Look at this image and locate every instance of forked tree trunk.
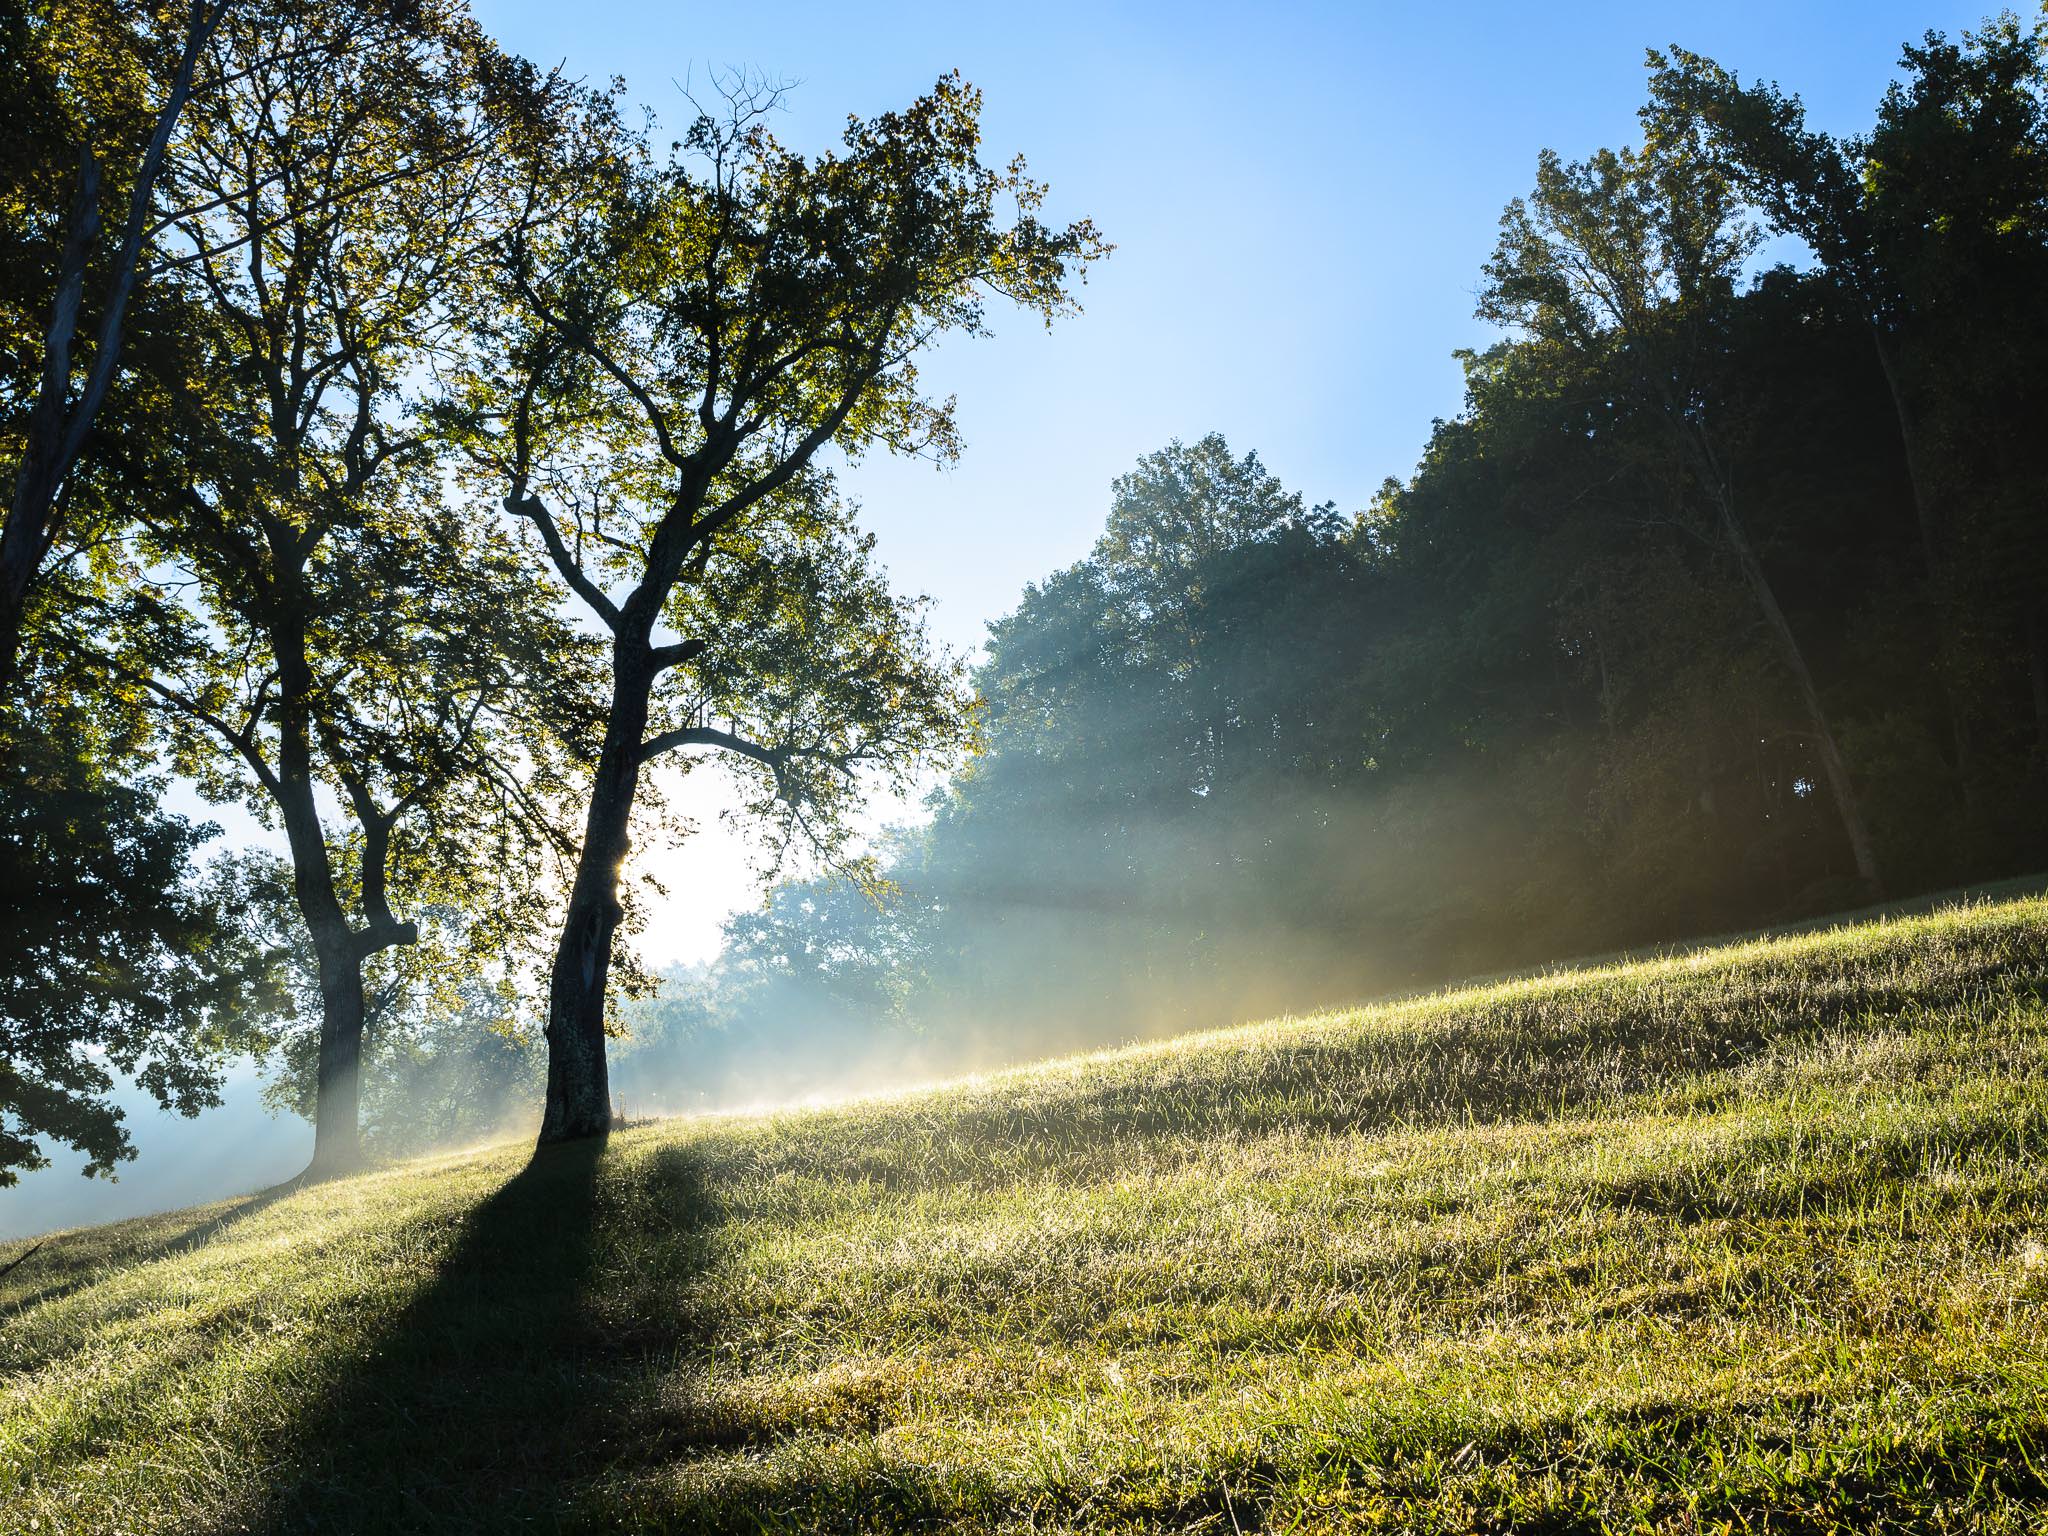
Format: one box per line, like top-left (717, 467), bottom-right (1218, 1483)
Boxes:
top-left (272, 617), bottom-right (409, 1179)
top-left (538, 641), bottom-right (654, 1144)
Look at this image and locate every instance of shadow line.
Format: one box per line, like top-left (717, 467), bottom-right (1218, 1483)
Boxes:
top-left (242, 1135), bottom-right (715, 1533)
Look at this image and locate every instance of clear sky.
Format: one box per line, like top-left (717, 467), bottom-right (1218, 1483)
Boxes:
top-left (9, 0), bottom-right (2002, 1236)
top-left (470, 0), bottom-right (1994, 967)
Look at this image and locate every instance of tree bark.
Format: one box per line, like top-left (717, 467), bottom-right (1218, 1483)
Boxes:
top-left (537, 638), bottom-right (654, 1145)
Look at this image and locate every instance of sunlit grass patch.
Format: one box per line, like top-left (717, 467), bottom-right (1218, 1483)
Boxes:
top-left (3, 893), bottom-right (2047, 1531)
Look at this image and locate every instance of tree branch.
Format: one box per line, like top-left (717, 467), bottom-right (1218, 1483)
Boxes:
top-left (650, 636), bottom-right (708, 672)
top-left (504, 490), bottom-right (623, 629)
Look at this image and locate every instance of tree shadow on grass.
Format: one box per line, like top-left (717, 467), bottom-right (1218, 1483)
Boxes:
top-left (0, 1179), bottom-right (301, 1316)
top-left (243, 1134), bottom-right (717, 1534)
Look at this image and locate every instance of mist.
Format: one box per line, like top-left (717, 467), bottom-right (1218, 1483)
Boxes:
top-left (1, 1062), bottom-right (308, 1243)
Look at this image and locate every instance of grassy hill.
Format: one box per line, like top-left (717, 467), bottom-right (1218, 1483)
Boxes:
top-left (5, 895), bottom-right (2048, 1533)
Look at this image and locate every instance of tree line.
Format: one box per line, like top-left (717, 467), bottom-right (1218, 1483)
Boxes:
top-left (1, 0), bottom-right (1103, 1184)
top-left (622, 15), bottom-right (2048, 1099)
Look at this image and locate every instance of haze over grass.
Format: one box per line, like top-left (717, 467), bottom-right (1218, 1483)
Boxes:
top-left (4, 895), bottom-right (2048, 1532)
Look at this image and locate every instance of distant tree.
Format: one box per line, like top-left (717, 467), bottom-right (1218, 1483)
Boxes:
top-left (471, 73), bottom-right (1106, 1144)
top-left (687, 19), bottom-right (2048, 1063)
top-left (1646, 24), bottom-right (2048, 811)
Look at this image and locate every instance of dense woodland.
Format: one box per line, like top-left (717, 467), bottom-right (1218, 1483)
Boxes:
top-left (3, 2), bottom-right (2044, 1171)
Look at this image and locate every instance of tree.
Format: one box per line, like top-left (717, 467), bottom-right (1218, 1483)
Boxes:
top-left (1644, 45), bottom-right (1943, 564)
top-left (0, 697), bottom-right (282, 1185)
top-left (1648, 23), bottom-right (2048, 800)
top-left (1481, 133), bottom-right (1884, 895)
top-left (86, 0), bottom-right (594, 1176)
top-left (1, 0), bottom-right (230, 690)
top-left (244, 869), bottom-right (546, 1159)
top-left (475, 74), bottom-right (1106, 1143)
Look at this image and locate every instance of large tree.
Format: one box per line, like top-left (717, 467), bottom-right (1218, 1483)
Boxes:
top-left (474, 75), bottom-right (1105, 1143)
top-left (86, 0), bottom-right (594, 1175)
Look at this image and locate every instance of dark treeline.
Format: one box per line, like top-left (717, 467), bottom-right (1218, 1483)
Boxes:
top-left (622, 19), bottom-right (2048, 1102)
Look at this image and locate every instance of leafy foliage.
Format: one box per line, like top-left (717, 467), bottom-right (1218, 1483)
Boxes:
top-left (458, 69), bottom-right (1105, 1139)
top-left (0, 709), bottom-right (281, 1183)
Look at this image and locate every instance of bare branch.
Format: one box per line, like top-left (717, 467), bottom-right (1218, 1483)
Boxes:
top-left (505, 490), bottom-right (623, 630)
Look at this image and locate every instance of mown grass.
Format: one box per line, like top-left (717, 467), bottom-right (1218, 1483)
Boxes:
top-left (5, 895), bottom-right (2048, 1532)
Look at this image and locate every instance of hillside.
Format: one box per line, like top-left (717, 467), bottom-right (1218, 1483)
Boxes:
top-left (5, 895), bottom-right (2048, 1533)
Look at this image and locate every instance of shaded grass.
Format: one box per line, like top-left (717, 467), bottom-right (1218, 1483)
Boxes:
top-left (4, 895), bottom-right (2048, 1531)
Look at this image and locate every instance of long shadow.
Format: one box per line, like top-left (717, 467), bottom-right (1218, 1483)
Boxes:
top-left (244, 1135), bottom-right (715, 1534)
top-left (0, 1180), bottom-right (301, 1317)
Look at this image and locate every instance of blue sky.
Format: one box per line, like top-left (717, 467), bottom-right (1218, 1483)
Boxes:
top-left (474, 0), bottom-right (1990, 656)
top-left (11, 0), bottom-right (2000, 1236)
top-left (472, 0), bottom-right (1995, 965)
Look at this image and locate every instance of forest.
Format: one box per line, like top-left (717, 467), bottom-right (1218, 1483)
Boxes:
top-left (622, 23), bottom-right (2048, 1112)
top-left (4, 1), bottom-right (2046, 1175)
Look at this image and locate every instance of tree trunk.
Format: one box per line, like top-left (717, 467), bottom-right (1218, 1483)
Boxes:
top-left (272, 614), bottom-right (379, 1177)
top-left (1712, 489), bottom-right (1884, 896)
top-left (305, 932), bottom-right (367, 1177)
top-left (0, 152), bottom-right (103, 694)
top-left (538, 642), bottom-right (653, 1145)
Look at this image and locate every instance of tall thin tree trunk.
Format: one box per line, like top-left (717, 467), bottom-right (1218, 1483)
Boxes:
top-left (1669, 405), bottom-right (1884, 896)
top-left (538, 641), bottom-right (653, 1145)
top-left (273, 614), bottom-right (378, 1177)
top-left (1, 153), bottom-right (102, 693)
top-left (1710, 485), bottom-right (1883, 895)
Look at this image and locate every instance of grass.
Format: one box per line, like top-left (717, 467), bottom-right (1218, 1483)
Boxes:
top-left (5, 894), bottom-right (2048, 1533)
